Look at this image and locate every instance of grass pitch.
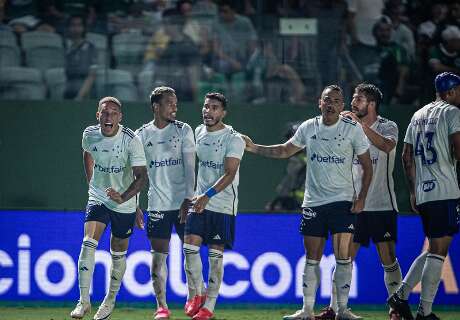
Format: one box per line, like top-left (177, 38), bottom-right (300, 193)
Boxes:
top-left (0, 305), bottom-right (459, 320)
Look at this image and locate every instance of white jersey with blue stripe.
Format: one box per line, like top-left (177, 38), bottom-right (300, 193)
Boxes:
top-left (195, 124), bottom-right (245, 216)
top-left (353, 116), bottom-right (399, 211)
top-left (82, 124), bottom-right (146, 213)
top-left (136, 120), bottom-right (195, 211)
top-left (289, 116), bottom-right (369, 207)
top-left (404, 100), bottom-right (460, 205)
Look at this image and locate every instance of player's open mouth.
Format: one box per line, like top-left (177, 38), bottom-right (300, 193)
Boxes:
top-left (104, 123), bottom-right (113, 128)
top-left (171, 112), bottom-right (176, 117)
top-left (203, 116), bottom-right (212, 121)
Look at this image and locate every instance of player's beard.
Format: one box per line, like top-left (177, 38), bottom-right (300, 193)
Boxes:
top-left (353, 104), bottom-right (368, 119)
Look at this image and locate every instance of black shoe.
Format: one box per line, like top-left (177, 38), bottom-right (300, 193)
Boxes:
top-left (387, 293), bottom-right (414, 320)
top-left (415, 313), bottom-right (440, 320)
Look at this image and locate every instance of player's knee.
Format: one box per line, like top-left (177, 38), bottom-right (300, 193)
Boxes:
top-left (428, 237), bottom-right (452, 256)
top-left (110, 237), bottom-right (129, 252)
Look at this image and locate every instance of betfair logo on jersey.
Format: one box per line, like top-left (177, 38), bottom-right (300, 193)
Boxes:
top-left (93, 163), bottom-right (125, 173)
top-left (310, 153), bottom-right (345, 164)
top-left (199, 160), bottom-right (224, 170)
top-left (149, 158), bottom-right (182, 168)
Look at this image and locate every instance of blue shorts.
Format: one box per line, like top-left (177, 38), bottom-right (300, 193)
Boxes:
top-left (354, 210), bottom-right (398, 246)
top-left (185, 209), bottom-right (235, 249)
top-left (146, 210), bottom-right (185, 241)
top-left (85, 203), bottom-right (135, 239)
top-left (300, 201), bottom-right (355, 239)
top-left (417, 199), bottom-right (460, 238)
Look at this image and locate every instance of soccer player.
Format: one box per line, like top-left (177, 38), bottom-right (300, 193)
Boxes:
top-left (183, 92), bottom-right (245, 320)
top-left (243, 85), bottom-right (373, 320)
top-left (388, 73), bottom-right (460, 320)
top-left (317, 84), bottom-right (402, 320)
top-left (135, 87), bottom-right (196, 320)
top-left (70, 97), bottom-right (147, 319)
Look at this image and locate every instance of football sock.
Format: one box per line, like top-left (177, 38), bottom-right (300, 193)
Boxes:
top-left (78, 237), bottom-right (98, 303)
top-left (151, 251), bottom-right (168, 308)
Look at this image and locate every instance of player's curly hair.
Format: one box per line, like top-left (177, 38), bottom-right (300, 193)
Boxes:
top-left (205, 92), bottom-right (227, 109)
top-left (355, 83), bottom-right (383, 111)
top-left (150, 86), bottom-right (176, 105)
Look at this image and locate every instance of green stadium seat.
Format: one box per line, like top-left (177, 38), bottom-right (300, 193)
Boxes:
top-left (21, 31), bottom-right (65, 72)
top-left (0, 66), bottom-right (45, 100)
top-left (0, 30), bottom-right (20, 67)
top-left (95, 68), bottom-right (138, 101)
top-left (44, 68), bottom-right (66, 100)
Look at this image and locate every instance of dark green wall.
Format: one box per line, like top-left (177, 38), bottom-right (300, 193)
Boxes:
top-left (0, 100), bottom-right (420, 212)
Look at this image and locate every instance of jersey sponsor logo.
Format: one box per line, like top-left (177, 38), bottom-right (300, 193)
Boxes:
top-left (149, 158), bottom-right (182, 168)
top-left (422, 179), bottom-right (436, 192)
top-left (310, 153), bottom-right (345, 164)
top-left (199, 160), bottom-right (224, 170)
top-left (302, 208), bottom-right (317, 220)
top-left (93, 163), bottom-right (125, 173)
top-left (353, 157), bottom-right (378, 165)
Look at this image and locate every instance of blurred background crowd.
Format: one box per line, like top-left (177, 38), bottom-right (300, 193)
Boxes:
top-left (0, 0), bottom-right (459, 106)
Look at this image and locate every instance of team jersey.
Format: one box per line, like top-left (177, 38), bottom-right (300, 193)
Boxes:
top-left (404, 100), bottom-right (460, 205)
top-left (353, 116), bottom-right (399, 211)
top-left (136, 120), bottom-right (195, 211)
top-left (82, 124), bottom-right (146, 213)
top-left (195, 124), bottom-right (245, 216)
top-left (289, 115), bottom-right (369, 207)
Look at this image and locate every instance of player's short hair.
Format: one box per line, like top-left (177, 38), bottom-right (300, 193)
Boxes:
top-left (322, 84), bottom-right (343, 97)
top-left (150, 86), bottom-right (176, 105)
top-left (205, 92), bottom-right (227, 109)
top-left (98, 96), bottom-right (122, 111)
top-left (355, 83), bottom-right (383, 110)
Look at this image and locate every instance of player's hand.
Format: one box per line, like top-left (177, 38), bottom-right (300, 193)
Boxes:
top-left (241, 135), bottom-right (256, 152)
top-left (351, 197), bottom-right (365, 213)
top-left (135, 207), bottom-right (145, 230)
top-left (341, 111), bottom-right (360, 123)
top-left (410, 193), bottom-right (419, 214)
top-left (192, 194), bottom-right (209, 214)
top-left (179, 198), bottom-right (192, 223)
top-left (106, 187), bottom-right (124, 204)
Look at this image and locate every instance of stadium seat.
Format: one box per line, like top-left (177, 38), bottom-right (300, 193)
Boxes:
top-left (21, 31), bottom-right (65, 71)
top-left (0, 30), bottom-right (21, 67)
top-left (0, 67), bottom-right (45, 100)
top-left (137, 69), bottom-right (155, 100)
top-left (86, 32), bottom-right (109, 67)
top-left (112, 32), bottom-right (147, 75)
top-left (44, 68), bottom-right (66, 100)
top-left (95, 68), bottom-right (138, 101)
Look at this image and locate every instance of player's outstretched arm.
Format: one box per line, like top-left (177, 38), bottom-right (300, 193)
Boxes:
top-left (402, 142), bottom-right (418, 213)
top-left (241, 135), bottom-right (301, 159)
top-left (352, 150), bottom-right (373, 213)
top-left (83, 151), bottom-right (94, 184)
top-left (107, 166), bottom-right (148, 204)
top-left (193, 157), bottom-right (240, 213)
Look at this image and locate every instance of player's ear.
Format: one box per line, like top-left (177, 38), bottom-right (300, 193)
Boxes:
top-left (96, 111), bottom-right (100, 122)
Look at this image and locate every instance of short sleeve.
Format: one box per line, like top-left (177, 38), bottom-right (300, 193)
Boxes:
top-left (404, 120), bottom-right (414, 145)
top-left (381, 121), bottom-right (399, 142)
top-left (289, 122), bottom-right (308, 148)
top-left (82, 130), bottom-right (90, 151)
top-left (225, 135), bottom-right (245, 160)
top-left (352, 124), bottom-right (369, 155)
top-left (446, 107), bottom-right (460, 135)
top-left (129, 136), bottom-right (147, 167)
top-left (182, 124), bottom-right (196, 153)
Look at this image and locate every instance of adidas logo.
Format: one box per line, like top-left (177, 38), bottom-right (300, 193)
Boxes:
top-left (348, 224), bottom-right (354, 230)
top-left (79, 266), bottom-right (89, 271)
top-left (341, 284), bottom-right (350, 289)
top-left (147, 141), bottom-right (153, 147)
top-left (92, 146), bottom-right (98, 152)
top-left (310, 135), bottom-right (317, 140)
top-left (213, 234), bottom-right (221, 240)
top-left (111, 276), bottom-right (118, 280)
top-left (389, 281), bottom-right (399, 287)
top-left (126, 229), bottom-right (132, 235)
top-left (384, 232), bottom-right (391, 238)
top-left (302, 282), bottom-right (308, 288)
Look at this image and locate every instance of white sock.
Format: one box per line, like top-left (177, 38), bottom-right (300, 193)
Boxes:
top-left (105, 250), bottom-right (127, 304)
top-left (184, 257), bottom-right (196, 300)
top-left (183, 243), bottom-right (205, 296)
top-left (335, 258), bottom-right (352, 313)
top-left (151, 251), bottom-right (168, 308)
top-left (203, 249), bottom-right (224, 312)
top-left (302, 259), bottom-right (320, 314)
top-left (383, 259), bottom-right (402, 296)
top-left (418, 254), bottom-right (444, 316)
top-left (397, 251), bottom-right (428, 300)
top-left (329, 267), bottom-right (338, 312)
top-left (78, 237), bottom-right (98, 303)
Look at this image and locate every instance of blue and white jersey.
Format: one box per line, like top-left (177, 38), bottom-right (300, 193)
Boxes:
top-left (82, 124), bottom-right (146, 213)
top-left (404, 100), bottom-right (460, 205)
top-left (195, 124), bottom-right (245, 216)
top-left (353, 116), bottom-right (399, 211)
top-left (289, 116), bottom-right (369, 207)
top-left (136, 120), bottom-right (195, 211)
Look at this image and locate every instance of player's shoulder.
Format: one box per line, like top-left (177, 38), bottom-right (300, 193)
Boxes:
top-left (377, 116), bottom-right (398, 128)
top-left (195, 124), bottom-right (205, 134)
top-left (83, 124), bottom-right (100, 137)
top-left (173, 120), bottom-right (193, 133)
top-left (340, 115), bottom-right (358, 126)
top-left (135, 121), bottom-right (154, 135)
top-left (121, 125), bottom-right (136, 140)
